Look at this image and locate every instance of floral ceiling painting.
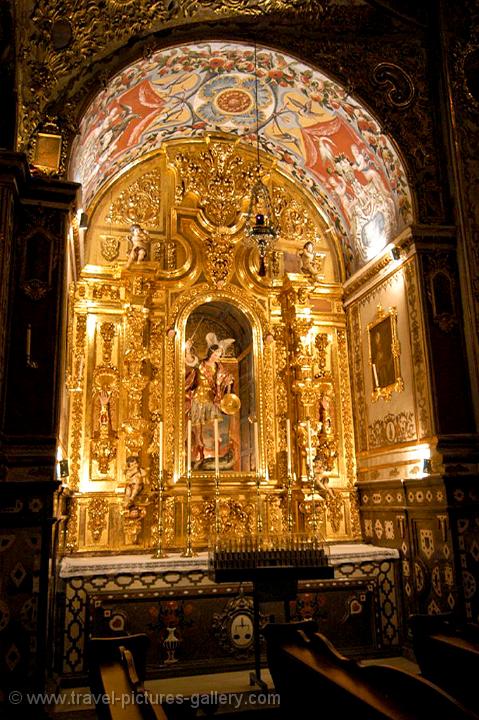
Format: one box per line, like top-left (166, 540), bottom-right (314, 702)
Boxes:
top-left (70, 41), bottom-right (413, 275)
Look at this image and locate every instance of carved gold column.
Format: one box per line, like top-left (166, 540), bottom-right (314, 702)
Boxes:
top-left (92, 321), bottom-right (119, 474)
top-left (65, 307), bottom-right (87, 553)
top-left (122, 305), bottom-right (149, 456)
top-left (280, 279), bottom-right (340, 539)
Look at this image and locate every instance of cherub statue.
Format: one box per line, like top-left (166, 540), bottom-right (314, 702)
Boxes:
top-left (123, 455), bottom-right (146, 507)
top-left (298, 241), bottom-right (324, 283)
top-left (314, 474), bottom-right (336, 500)
top-left (126, 223), bottom-right (150, 269)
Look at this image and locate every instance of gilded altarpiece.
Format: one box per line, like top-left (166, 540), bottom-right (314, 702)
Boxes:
top-left (63, 138), bottom-right (358, 554)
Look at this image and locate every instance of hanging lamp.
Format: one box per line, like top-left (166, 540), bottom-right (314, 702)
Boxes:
top-left (243, 44), bottom-right (278, 277)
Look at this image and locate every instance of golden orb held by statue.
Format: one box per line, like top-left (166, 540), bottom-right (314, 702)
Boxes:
top-left (220, 392), bottom-right (241, 415)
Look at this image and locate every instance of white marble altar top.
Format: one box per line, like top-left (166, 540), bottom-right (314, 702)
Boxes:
top-left (59, 543), bottom-right (399, 578)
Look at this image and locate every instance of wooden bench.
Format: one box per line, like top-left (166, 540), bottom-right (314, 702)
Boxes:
top-left (264, 621), bottom-right (479, 719)
top-left (88, 634), bottom-right (168, 720)
top-left (410, 613), bottom-right (479, 713)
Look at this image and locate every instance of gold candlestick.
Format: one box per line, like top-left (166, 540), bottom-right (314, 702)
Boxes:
top-left (153, 469), bottom-right (168, 559)
top-left (182, 470), bottom-right (197, 557)
top-left (309, 463), bottom-right (318, 536)
top-left (286, 472), bottom-right (294, 534)
top-left (256, 472), bottom-right (263, 537)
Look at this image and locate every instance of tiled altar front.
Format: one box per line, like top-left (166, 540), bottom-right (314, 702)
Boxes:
top-left (56, 543), bottom-right (400, 683)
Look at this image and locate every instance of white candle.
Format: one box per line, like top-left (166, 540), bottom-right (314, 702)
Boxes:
top-left (254, 421), bottom-right (260, 474)
top-left (372, 363), bottom-right (379, 388)
top-left (307, 419), bottom-right (313, 469)
top-left (286, 418), bottom-right (292, 476)
top-left (187, 418), bottom-right (192, 474)
top-left (26, 324), bottom-right (31, 357)
top-left (159, 420), bottom-right (163, 475)
top-left (214, 418), bottom-right (220, 475)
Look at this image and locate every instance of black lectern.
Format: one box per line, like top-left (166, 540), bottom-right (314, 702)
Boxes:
top-left (209, 538), bottom-right (334, 688)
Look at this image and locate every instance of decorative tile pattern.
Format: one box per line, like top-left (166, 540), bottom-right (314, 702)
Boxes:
top-left (58, 556), bottom-right (400, 678)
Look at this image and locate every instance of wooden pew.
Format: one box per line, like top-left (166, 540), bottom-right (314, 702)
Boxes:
top-left (88, 634), bottom-right (168, 720)
top-left (264, 621), bottom-right (479, 720)
top-left (409, 613), bottom-right (479, 713)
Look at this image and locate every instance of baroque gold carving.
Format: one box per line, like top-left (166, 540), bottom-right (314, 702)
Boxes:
top-left (174, 138), bottom-right (255, 227)
top-left (100, 236), bottom-right (120, 262)
top-left (199, 498), bottom-right (255, 539)
top-left (168, 283), bottom-right (269, 336)
top-left (92, 284), bottom-right (121, 301)
top-left (164, 332), bottom-right (176, 476)
top-left (151, 497), bottom-right (175, 548)
top-left (173, 138), bottom-right (257, 286)
top-left (91, 321), bottom-right (119, 475)
top-left (337, 328), bottom-right (360, 536)
top-left (324, 489), bottom-right (344, 534)
top-left (274, 186), bottom-right (323, 249)
top-left (106, 170), bottom-right (163, 227)
top-left (266, 495), bottom-right (285, 535)
top-left (68, 314), bottom-right (87, 490)
top-left (65, 496), bottom-right (79, 553)
top-left (263, 341), bottom-right (277, 478)
top-left (337, 330), bottom-right (359, 490)
top-left (122, 307), bottom-right (149, 455)
top-left (100, 322), bottom-right (115, 364)
top-left (273, 324), bottom-right (289, 479)
top-left (203, 229), bottom-right (236, 287)
top-left (88, 496), bottom-right (109, 543)
top-left (299, 496), bottom-right (326, 534)
top-left (121, 504), bottom-right (147, 545)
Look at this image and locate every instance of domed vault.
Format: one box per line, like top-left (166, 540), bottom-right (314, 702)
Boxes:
top-left (70, 40), bottom-right (413, 277)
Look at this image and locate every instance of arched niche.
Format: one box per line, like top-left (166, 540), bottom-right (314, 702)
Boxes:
top-left (171, 285), bottom-right (269, 484)
top-left (184, 300), bottom-right (254, 473)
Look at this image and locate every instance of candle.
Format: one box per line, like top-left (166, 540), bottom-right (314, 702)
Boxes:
top-left (286, 418), bottom-right (292, 476)
top-left (186, 418), bottom-right (192, 474)
top-left (214, 418), bottom-right (220, 475)
top-left (26, 324), bottom-right (31, 357)
top-left (254, 421), bottom-right (260, 474)
top-left (307, 419), bottom-right (313, 469)
top-left (372, 363), bottom-right (379, 388)
top-left (159, 420), bottom-right (163, 475)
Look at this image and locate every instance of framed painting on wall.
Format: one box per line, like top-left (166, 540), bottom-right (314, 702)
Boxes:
top-left (367, 305), bottom-right (404, 401)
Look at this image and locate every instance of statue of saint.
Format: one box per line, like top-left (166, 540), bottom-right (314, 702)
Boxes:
top-left (126, 223), bottom-right (150, 269)
top-left (185, 332), bottom-right (237, 469)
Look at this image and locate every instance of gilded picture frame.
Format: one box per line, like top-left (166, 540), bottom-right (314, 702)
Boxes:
top-left (367, 305), bottom-right (404, 402)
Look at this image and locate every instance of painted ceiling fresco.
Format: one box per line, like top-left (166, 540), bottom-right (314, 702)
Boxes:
top-left (70, 41), bottom-right (413, 275)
